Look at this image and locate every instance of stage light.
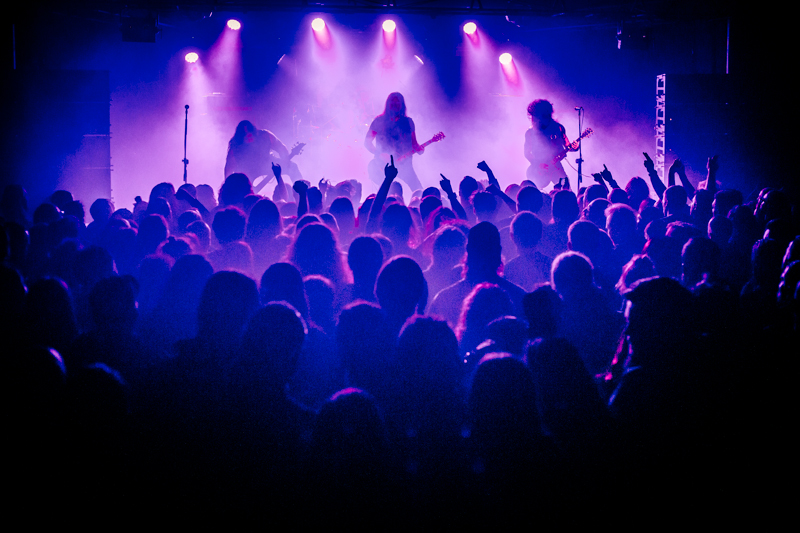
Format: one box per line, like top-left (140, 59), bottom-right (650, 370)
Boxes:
top-left (499, 53), bottom-right (513, 65)
top-left (383, 20), bottom-right (396, 32)
top-left (312, 18), bottom-right (326, 32)
top-left (463, 22), bottom-right (477, 35)
top-left (185, 52), bottom-right (199, 63)
top-left (227, 19), bottom-right (241, 30)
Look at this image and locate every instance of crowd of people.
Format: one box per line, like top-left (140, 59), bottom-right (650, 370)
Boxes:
top-left (2, 150), bottom-right (796, 525)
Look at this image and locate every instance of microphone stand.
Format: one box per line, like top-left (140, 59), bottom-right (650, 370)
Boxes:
top-left (182, 105), bottom-right (190, 184)
top-left (575, 106), bottom-right (584, 190)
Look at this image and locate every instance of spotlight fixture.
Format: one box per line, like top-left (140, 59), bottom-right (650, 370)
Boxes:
top-left (382, 20), bottom-right (396, 32)
top-left (499, 53), bottom-right (513, 65)
top-left (463, 22), bottom-right (477, 35)
top-left (185, 52), bottom-right (199, 63)
top-left (227, 19), bottom-right (241, 31)
top-left (311, 18), bottom-right (326, 32)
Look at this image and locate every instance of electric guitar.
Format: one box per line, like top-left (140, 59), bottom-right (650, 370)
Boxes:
top-left (253, 142), bottom-right (306, 193)
top-left (526, 128), bottom-right (593, 186)
top-left (368, 132), bottom-right (445, 184)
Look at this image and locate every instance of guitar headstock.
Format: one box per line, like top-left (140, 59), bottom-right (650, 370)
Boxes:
top-left (582, 128), bottom-right (593, 139)
top-left (432, 132), bottom-right (445, 142)
top-left (290, 142), bottom-right (306, 157)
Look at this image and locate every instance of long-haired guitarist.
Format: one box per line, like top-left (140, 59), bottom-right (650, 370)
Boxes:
top-left (524, 99), bottom-right (574, 190)
top-left (224, 120), bottom-right (304, 185)
top-left (365, 92), bottom-right (423, 192)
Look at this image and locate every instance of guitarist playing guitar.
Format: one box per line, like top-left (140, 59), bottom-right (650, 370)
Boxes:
top-left (524, 99), bottom-right (591, 190)
top-left (365, 92), bottom-right (433, 192)
top-left (224, 119), bottom-right (305, 187)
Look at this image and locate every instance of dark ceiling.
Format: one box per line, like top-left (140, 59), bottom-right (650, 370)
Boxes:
top-left (34, 1), bottom-right (734, 22)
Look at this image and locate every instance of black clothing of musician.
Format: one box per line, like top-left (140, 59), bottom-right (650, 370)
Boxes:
top-left (524, 99), bottom-right (570, 189)
top-left (225, 120), bottom-right (302, 183)
top-left (365, 93), bottom-right (423, 192)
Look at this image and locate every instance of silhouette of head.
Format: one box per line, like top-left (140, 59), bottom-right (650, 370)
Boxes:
top-left (551, 251), bottom-right (594, 299)
top-left (219, 173), bottom-right (253, 207)
top-left (213, 206), bottom-right (247, 245)
top-left (197, 271), bottom-right (259, 344)
top-left (260, 262), bottom-right (309, 318)
top-left (241, 302), bottom-right (307, 388)
top-left (551, 190), bottom-right (579, 225)
top-left (517, 186), bottom-right (543, 214)
top-left (527, 99), bottom-right (554, 122)
top-left (511, 211), bottom-right (543, 250)
top-left (247, 198), bottom-right (282, 242)
top-left (383, 92), bottom-right (406, 117)
top-left (375, 256), bottom-right (427, 331)
top-left (347, 236), bottom-right (384, 288)
top-left (466, 221), bottom-right (502, 281)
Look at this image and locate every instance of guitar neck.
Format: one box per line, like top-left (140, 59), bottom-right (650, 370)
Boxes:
top-left (419, 138), bottom-right (436, 150)
top-left (384, 132), bottom-right (444, 163)
top-left (554, 129), bottom-right (592, 162)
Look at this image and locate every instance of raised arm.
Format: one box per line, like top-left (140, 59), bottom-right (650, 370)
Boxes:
top-left (366, 156), bottom-right (399, 234)
top-left (477, 160), bottom-right (517, 213)
top-left (643, 152), bottom-right (666, 199)
top-left (293, 180), bottom-right (309, 219)
top-left (673, 159), bottom-right (695, 199)
top-left (271, 162), bottom-right (287, 203)
top-left (600, 164), bottom-right (620, 189)
top-left (440, 174), bottom-right (468, 221)
top-left (700, 155), bottom-right (719, 195)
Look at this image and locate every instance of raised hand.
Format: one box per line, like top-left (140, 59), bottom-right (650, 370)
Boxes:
top-left (601, 164), bottom-right (613, 183)
top-left (643, 152), bottom-right (655, 173)
top-left (707, 155), bottom-right (719, 174)
top-left (384, 155), bottom-right (398, 182)
top-left (293, 180), bottom-right (308, 195)
top-left (439, 174), bottom-right (454, 196)
top-left (591, 172), bottom-right (604, 184)
top-left (318, 177), bottom-right (330, 194)
top-left (669, 159), bottom-right (684, 175)
top-left (440, 173), bottom-right (469, 220)
top-left (272, 161), bottom-right (282, 179)
top-left (477, 160), bottom-right (500, 189)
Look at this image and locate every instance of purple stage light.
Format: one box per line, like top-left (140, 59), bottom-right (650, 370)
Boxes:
top-left (463, 22), bottom-right (477, 35)
top-left (312, 18), bottom-right (326, 32)
top-left (382, 19), bottom-right (397, 48)
top-left (227, 19), bottom-right (241, 31)
top-left (185, 52), bottom-right (199, 63)
top-left (311, 17), bottom-right (332, 49)
top-left (499, 52), bottom-right (520, 87)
